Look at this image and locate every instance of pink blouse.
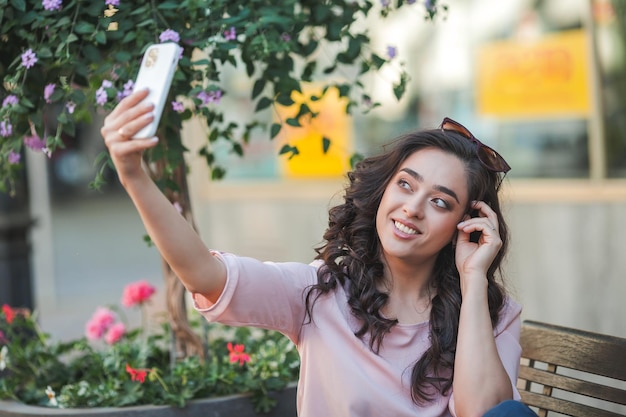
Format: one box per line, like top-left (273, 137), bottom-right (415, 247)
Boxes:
top-left (194, 252), bottom-right (523, 417)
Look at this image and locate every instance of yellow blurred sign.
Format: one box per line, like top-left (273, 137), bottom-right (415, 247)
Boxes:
top-left (276, 85), bottom-right (352, 178)
top-left (477, 30), bottom-right (590, 117)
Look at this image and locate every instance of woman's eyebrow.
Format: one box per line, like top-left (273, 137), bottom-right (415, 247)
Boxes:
top-left (399, 167), bottom-right (460, 204)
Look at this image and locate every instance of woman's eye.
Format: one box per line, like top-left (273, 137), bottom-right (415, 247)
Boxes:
top-left (397, 178), bottom-right (411, 190)
top-left (433, 198), bottom-right (449, 209)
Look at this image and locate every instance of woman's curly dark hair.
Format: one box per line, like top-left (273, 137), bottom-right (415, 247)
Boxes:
top-left (304, 128), bottom-right (509, 404)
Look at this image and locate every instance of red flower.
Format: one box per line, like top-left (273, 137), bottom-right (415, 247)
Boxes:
top-left (121, 280), bottom-right (156, 308)
top-left (227, 342), bottom-right (250, 366)
top-left (2, 305), bottom-right (15, 324)
top-left (125, 363), bottom-right (148, 383)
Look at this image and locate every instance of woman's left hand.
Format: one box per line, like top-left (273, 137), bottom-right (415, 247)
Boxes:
top-left (454, 200), bottom-right (502, 289)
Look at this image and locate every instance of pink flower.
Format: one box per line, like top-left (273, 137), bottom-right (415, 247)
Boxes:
top-left (0, 330), bottom-right (6, 344)
top-left (21, 49), bottom-right (38, 69)
top-left (8, 151), bottom-right (21, 164)
top-left (104, 322), bottom-right (126, 344)
top-left (159, 29), bottom-right (180, 43)
top-left (227, 342), bottom-right (250, 366)
top-left (85, 319), bottom-right (104, 341)
top-left (44, 83), bottom-right (55, 103)
top-left (92, 307), bottom-right (116, 328)
top-left (85, 306), bottom-right (116, 340)
top-left (122, 280), bottom-right (156, 308)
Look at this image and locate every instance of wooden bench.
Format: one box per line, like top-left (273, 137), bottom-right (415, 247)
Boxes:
top-left (518, 320), bottom-right (626, 417)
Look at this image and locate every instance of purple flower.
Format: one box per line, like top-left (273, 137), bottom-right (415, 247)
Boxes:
top-left (197, 90), bottom-right (222, 106)
top-left (122, 80), bottom-right (134, 96)
top-left (8, 151), bottom-right (21, 165)
top-left (172, 101), bottom-right (184, 113)
top-left (280, 33), bottom-right (292, 42)
top-left (0, 121), bottom-right (12, 137)
top-left (2, 95), bottom-right (18, 108)
top-left (66, 101), bottom-right (76, 114)
top-left (44, 83), bottom-right (56, 103)
top-left (105, 0), bottom-right (119, 5)
top-left (380, 0), bottom-right (390, 7)
top-left (407, 0), bottom-right (416, 3)
top-left (224, 27), bottom-right (236, 41)
top-left (42, 0), bottom-right (62, 11)
top-left (96, 87), bottom-right (108, 106)
top-left (24, 135), bottom-right (46, 151)
top-left (159, 29), bottom-right (180, 43)
top-left (387, 45), bottom-right (397, 60)
top-left (96, 80), bottom-right (113, 106)
top-left (21, 49), bottom-right (38, 69)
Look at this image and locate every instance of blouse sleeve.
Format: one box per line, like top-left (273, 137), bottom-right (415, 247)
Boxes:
top-left (191, 251), bottom-right (318, 344)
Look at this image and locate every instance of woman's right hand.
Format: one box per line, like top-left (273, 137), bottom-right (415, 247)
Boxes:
top-left (100, 88), bottom-right (158, 184)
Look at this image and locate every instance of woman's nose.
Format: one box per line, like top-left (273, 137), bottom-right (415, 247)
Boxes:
top-left (403, 197), bottom-right (425, 219)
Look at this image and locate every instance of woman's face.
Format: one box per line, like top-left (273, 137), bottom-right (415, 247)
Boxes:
top-left (375, 147), bottom-right (469, 268)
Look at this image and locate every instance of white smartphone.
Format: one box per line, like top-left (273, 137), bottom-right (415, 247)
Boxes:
top-left (132, 43), bottom-right (181, 139)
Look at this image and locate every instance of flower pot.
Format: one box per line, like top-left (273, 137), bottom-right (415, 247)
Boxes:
top-left (0, 384), bottom-right (297, 417)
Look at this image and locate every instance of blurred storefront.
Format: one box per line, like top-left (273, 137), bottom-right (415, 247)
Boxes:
top-left (185, 0), bottom-right (626, 340)
top-left (29, 0), bottom-right (626, 341)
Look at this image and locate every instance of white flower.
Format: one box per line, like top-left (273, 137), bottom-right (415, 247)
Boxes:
top-left (0, 345), bottom-right (7, 371)
top-left (45, 386), bottom-right (58, 406)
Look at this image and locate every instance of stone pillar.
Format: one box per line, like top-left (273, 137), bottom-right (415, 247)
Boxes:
top-left (0, 165), bottom-right (34, 310)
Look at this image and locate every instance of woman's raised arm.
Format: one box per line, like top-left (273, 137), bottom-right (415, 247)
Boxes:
top-left (100, 89), bottom-right (226, 302)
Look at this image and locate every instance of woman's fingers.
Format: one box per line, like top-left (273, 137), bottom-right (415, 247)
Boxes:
top-left (101, 89), bottom-right (154, 142)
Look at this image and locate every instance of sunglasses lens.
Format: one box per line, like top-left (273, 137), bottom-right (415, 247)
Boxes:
top-left (441, 118), bottom-right (511, 173)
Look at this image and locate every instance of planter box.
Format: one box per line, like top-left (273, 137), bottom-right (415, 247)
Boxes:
top-left (0, 385), bottom-right (297, 417)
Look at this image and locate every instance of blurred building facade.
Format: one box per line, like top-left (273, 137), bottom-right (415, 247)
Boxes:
top-left (27, 0), bottom-right (626, 341)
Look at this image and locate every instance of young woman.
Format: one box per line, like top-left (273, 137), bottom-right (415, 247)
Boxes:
top-left (101, 89), bottom-right (538, 417)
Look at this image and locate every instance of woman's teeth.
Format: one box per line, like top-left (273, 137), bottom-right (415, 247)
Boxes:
top-left (395, 221), bottom-right (417, 235)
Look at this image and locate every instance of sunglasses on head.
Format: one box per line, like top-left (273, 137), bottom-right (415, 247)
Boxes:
top-left (440, 117), bottom-right (511, 174)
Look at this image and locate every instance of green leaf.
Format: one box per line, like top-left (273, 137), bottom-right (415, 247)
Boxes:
top-left (350, 152), bottom-right (364, 169)
top-left (232, 142), bottom-right (244, 157)
top-left (252, 79), bottom-right (266, 99)
top-left (279, 144), bottom-right (299, 160)
top-left (10, 0), bottom-right (25, 12)
top-left (74, 22), bottom-right (96, 34)
top-left (286, 118), bottom-right (300, 127)
top-left (37, 47), bottom-right (53, 59)
top-left (94, 31), bottom-right (106, 45)
top-left (270, 123), bottom-right (281, 139)
top-left (322, 137), bottom-right (331, 154)
top-left (211, 166), bottom-right (226, 180)
top-left (371, 53), bottom-right (386, 69)
top-left (275, 94), bottom-right (294, 106)
top-left (255, 97), bottom-right (272, 112)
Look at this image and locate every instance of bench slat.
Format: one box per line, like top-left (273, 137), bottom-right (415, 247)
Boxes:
top-left (518, 366), bottom-right (626, 405)
top-left (520, 391), bottom-right (624, 417)
top-left (520, 321), bottom-right (626, 380)
top-left (519, 320), bottom-right (626, 416)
